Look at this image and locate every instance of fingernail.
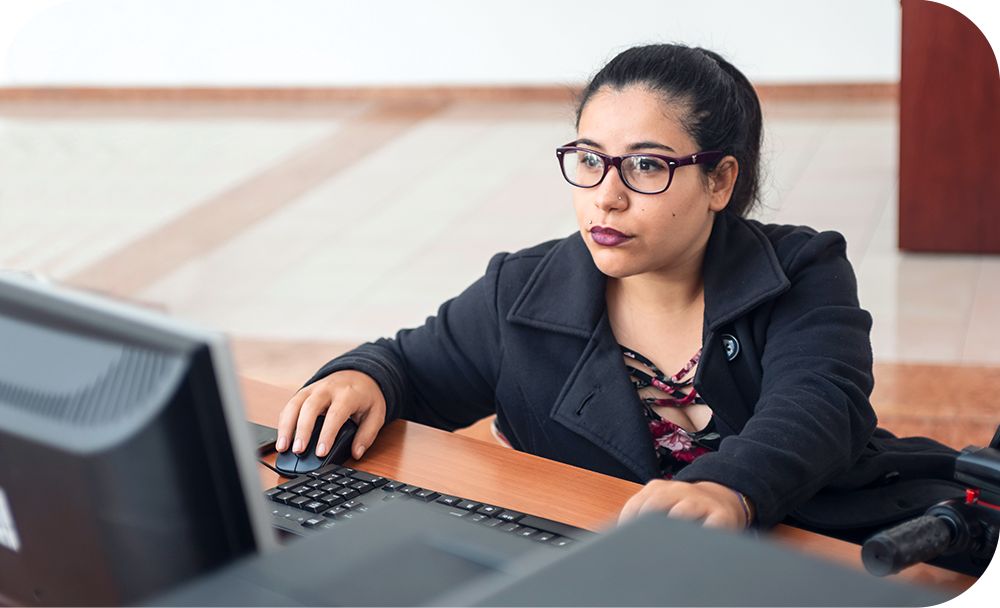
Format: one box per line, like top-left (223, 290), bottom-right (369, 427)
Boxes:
top-left (356, 445), bottom-right (366, 459)
top-left (317, 442), bottom-right (327, 457)
top-left (276, 436), bottom-right (287, 452)
top-left (293, 439), bottom-right (303, 453)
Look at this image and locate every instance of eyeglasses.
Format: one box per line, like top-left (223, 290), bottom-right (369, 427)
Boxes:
top-left (555, 144), bottom-right (725, 195)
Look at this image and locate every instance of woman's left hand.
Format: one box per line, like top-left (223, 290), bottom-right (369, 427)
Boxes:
top-left (618, 479), bottom-right (749, 530)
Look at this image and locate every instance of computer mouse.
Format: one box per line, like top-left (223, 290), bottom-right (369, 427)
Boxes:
top-left (274, 416), bottom-right (358, 477)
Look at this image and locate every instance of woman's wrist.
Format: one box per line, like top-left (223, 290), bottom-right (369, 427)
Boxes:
top-left (692, 481), bottom-right (754, 529)
top-left (731, 489), bottom-right (755, 529)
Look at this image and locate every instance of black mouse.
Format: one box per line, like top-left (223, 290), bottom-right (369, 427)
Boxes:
top-left (274, 416), bottom-right (358, 477)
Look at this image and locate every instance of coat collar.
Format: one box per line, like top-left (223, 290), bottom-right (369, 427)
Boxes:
top-left (507, 212), bottom-right (790, 334)
top-left (506, 232), bottom-right (604, 339)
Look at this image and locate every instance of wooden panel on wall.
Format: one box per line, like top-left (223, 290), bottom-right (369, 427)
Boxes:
top-left (899, 0), bottom-right (1000, 253)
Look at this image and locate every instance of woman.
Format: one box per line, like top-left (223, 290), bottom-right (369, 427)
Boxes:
top-left (275, 44), bottom-right (958, 532)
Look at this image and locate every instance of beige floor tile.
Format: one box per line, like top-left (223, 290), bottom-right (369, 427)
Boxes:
top-left (862, 253), bottom-right (981, 363)
top-left (893, 255), bottom-right (981, 319)
top-left (864, 187), bottom-right (899, 257)
top-left (878, 316), bottom-right (971, 363)
top-left (143, 117), bottom-right (572, 339)
top-left (963, 259), bottom-right (1000, 364)
top-left (0, 119), bottom-right (339, 279)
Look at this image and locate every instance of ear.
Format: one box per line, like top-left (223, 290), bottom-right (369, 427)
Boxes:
top-left (707, 156), bottom-right (739, 213)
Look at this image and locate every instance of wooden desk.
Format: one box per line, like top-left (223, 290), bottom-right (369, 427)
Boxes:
top-left (240, 377), bottom-right (977, 596)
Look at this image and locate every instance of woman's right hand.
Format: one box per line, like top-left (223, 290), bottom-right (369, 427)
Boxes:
top-left (276, 369), bottom-right (387, 461)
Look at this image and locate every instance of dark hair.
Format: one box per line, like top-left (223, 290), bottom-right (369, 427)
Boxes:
top-left (576, 44), bottom-right (763, 217)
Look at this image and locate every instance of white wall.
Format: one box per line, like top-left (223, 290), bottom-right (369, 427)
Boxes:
top-left (0, 0), bottom-right (994, 87)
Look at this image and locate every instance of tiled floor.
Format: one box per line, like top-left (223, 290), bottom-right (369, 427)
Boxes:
top-left (1, 94), bottom-right (998, 447)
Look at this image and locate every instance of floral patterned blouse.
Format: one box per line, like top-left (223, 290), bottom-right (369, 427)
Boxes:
top-left (622, 346), bottom-right (720, 479)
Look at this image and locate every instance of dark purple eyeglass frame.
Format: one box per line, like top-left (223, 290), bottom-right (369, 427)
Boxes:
top-left (555, 144), bottom-right (725, 195)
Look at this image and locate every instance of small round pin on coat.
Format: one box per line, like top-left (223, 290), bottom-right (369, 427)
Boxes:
top-left (722, 334), bottom-right (740, 361)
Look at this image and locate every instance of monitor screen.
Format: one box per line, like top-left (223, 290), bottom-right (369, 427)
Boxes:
top-left (0, 273), bottom-right (276, 606)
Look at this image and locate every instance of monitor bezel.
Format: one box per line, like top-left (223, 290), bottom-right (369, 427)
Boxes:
top-left (0, 272), bottom-right (278, 556)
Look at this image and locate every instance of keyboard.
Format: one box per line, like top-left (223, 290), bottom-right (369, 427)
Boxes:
top-left (263, 463), bottom-right (591, 548)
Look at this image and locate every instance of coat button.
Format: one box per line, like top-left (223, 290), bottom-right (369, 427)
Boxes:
top-left (721, 334), bottom-right (740, 361)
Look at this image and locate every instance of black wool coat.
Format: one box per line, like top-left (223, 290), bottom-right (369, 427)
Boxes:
top-left (308, 211), bottom-right (963, 530)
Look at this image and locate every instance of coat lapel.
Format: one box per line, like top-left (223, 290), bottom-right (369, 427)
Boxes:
top-left (507, 234), bottom-right (659, 481)
top-left (695, 213), bottom-right (790, 431)
top-left (701, 212), bottom-right (790, 332)
top-left (547, 312), bottom-right (661, 481)
top-left (507, 233), bottom-right (603, 339)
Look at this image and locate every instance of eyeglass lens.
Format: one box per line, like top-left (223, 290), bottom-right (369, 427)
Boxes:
top-left (561, 150), bottom-right (671, 194)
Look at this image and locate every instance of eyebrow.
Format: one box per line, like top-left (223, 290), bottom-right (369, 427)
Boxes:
top-left (572, 138), bottom-right (677, 154)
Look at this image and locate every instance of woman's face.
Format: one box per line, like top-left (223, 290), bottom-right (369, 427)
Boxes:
top-left (572, 85), bottom-right (736, 280)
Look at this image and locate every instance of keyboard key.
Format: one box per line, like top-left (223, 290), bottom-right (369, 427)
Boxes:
top-left (305, 490), bottom-right (325, 500)
top-left (308, 464), bottom-right (342, 479)
top-left (518, 515), bottom-right (585, 539)
top-left (270, 506), bottom-right (308, 526)
top-left (342, 499), bottom-right (363, 510)
top-left (319, 494), bottom-right (345, 506)
top-left (263, 488), bottom-right (283, 499)
top-left (350, 481), bottom-right (374, 494)
top-left (435, 495), bottom-right (461, 506)
top-left (322, 506), bottom-right (349, 519)
top-left (336, 467), bottom-right (356, 476)
top-left (289, 496), bottom-right (311, 508)
top-left (478, 517), bottom-right (505, 528)
top-left (303, 501), bottom-right (328, 513)
top-left (456, 500), bottom-right (482, 511)
top-left (397, 485), bottom-right (421, 495)
top-left (335, 488), bottom-right (360, 500)
top-left (302, 517), bottom-right (325, 528)
top-left (335, 477), bottom-right (355, 487)
top-left (427, 500), bottom-right (470, 518)
top-left (534, 533), bottom-right (556, 543)
top-left (291, 485), bottom-right (312, 495)
top-left (277, 476), bottom-right (310, 491)
top-left (413, 490), bottom-right (440, 502)
top-left (496, 510), bottom-right (524, 523)
top-left (273, 492), bottom-right (297, 505)
top-left (498, 523), bottom-right (523, 534)
top-left (349, 471), bottom-right (382, 484)
top-left (306, 479), bottom-right (326, 488)
top-left (467, 514), bottom-right (489, 523)
top-left (319, 483), bottom-right (339, 493)
top-left (478, 505), bottom-right (502, 516)
top-left (550, 537), bottom-right (575, 548)
top-left (383, 481), bottom-right (406, 491)
top-left (516, 527), bottom-right (538, 538)
top-left (320, 473), bottom-right (342, 482)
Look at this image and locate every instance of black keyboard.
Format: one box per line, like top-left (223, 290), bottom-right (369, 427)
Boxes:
top-left (263, 463), bottom-right (591, 548)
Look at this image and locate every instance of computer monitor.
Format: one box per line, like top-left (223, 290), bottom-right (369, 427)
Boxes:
top-left (0, 273), bottom-right (276, 606)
